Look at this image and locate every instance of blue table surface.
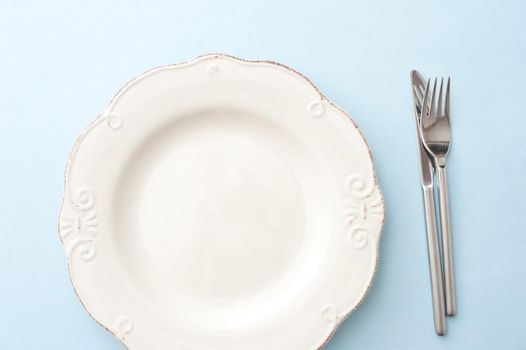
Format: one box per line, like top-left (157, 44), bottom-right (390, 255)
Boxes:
top-left (1, 1), bottom-right (525, 349)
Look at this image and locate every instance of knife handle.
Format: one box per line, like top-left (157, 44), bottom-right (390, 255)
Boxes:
top-left (437, 165), bottom-right (457, 316)
top-left (422, 185), bottom-right (447, 335)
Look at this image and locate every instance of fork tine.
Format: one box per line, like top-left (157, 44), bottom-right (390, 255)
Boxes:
top-left (429, 78), bottom-right (437, 118)
top-left (421, 79), bottom-right (431, 119)
top-left (445, 77), bottom-right (450, 119)
top-left (437, 78), bottom-right (444, 118)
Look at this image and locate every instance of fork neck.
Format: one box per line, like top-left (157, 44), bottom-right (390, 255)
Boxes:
top-left (435, 156), bottom-right (447, 168)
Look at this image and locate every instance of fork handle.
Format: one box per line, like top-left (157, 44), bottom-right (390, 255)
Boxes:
top-left (437, 165), bottom-right (457, 316)
top-left (422, 185), bottom-right (447, 335)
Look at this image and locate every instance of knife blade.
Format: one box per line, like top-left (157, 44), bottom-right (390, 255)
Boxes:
top-left (411, 71), bottom-right (434, 187)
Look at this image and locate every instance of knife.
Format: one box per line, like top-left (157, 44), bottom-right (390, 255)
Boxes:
top-left (411, 70), bottom-right (447, 335)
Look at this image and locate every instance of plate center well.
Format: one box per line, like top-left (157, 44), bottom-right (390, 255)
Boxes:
top-left (114, 109), bottom-right (317, 301)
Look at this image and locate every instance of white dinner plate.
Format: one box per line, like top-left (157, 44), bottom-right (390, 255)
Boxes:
top-left (58, 54), bottom-right (384, 349)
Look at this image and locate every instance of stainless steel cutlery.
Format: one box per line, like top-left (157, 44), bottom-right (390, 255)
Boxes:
top-left (411, 70), bottom-right (456, 335)
top-left (411, 71), bottom-right (447, 335)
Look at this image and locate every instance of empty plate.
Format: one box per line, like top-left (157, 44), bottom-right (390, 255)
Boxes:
top-left (58, 54), bottom-right (384, 349)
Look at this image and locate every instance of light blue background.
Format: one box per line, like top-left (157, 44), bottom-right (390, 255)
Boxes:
top-left (1, 0), bottom-right (525, 349)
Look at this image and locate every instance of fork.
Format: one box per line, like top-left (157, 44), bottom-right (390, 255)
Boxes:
top-left (420, 78), bottom-right (457, 317)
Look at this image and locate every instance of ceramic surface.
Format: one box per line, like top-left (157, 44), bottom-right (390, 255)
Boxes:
top-left (58, 54), bottom-right (384, 350)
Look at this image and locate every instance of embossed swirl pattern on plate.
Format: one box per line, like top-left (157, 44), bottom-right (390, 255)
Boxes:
top-left (308, 100), bottom-right (325, 118)
top-left (343, 173), bottom-right (383, 250)
top-left (115, 316), bottom-right (135, 340)
top-left (320, 304), bottom-right (338, 323)
top-left (59, 187), bottom-right (98, 262)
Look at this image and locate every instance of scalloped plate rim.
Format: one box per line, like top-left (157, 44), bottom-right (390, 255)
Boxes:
top-left (58, 53), bottom-right (385, 350)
